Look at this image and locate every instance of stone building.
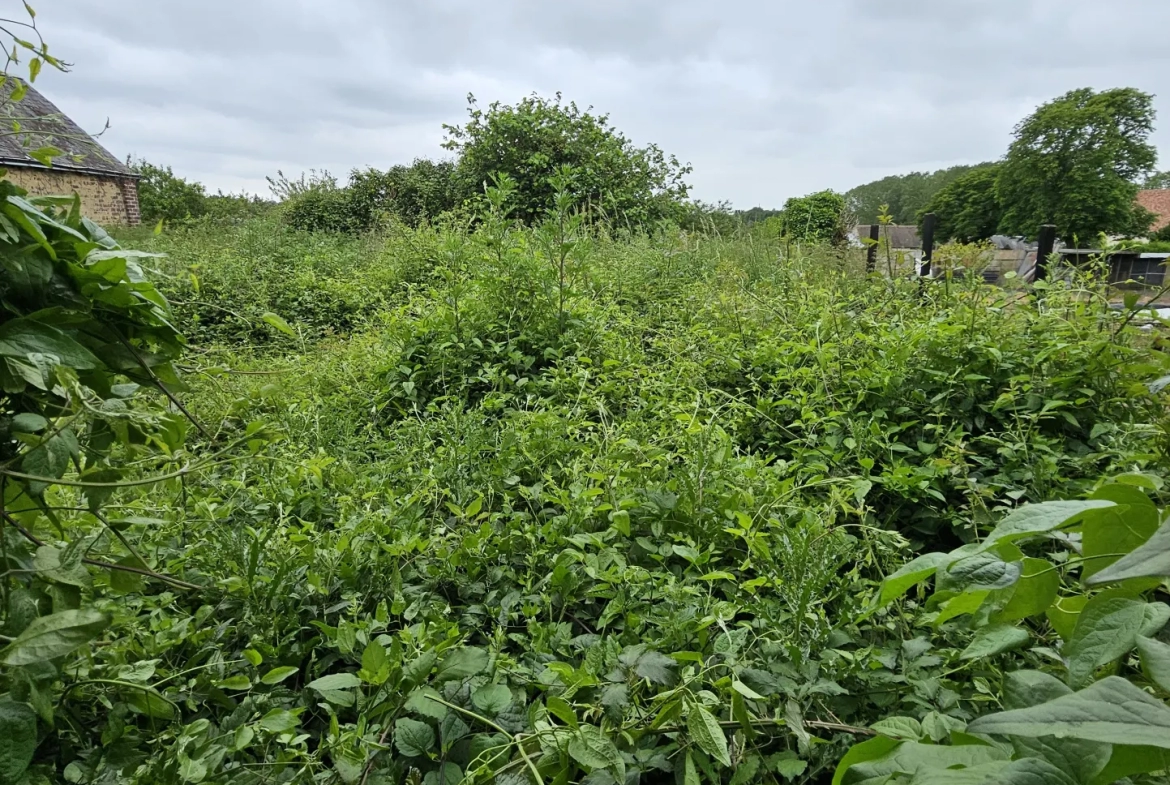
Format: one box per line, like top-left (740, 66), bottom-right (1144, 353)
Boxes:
top-left (0, 78), bottom-right (139, 225)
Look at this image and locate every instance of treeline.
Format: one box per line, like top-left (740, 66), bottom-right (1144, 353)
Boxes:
top-left (844, 88), bottom-right (1168, 244)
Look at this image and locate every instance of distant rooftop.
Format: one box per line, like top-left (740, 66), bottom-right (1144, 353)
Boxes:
top-left (0, 77), bottom-right (134, 178)
top-left (1137, 189), bottom-right (1170, 232)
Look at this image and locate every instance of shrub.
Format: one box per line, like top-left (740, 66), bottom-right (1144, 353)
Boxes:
top-left (443, 92), bottom-right (691, 227)
top-left (782, 190), bottom-right (849, 244)
top-left (130, 158), bottom-right (207, 222)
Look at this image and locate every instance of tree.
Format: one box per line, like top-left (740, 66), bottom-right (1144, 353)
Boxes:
top-left (442, 93), bottom-right (691, 227)
top-left (781, 190), bottom-right (848, 245)
top-left (846, 164), bottom-right (994, 224)
top-left (1144, 171), bottom-right (1170, 190)
top-left (918, 164), bottom-right (1002, 243)
top-left (131, 159), bottom-right (207, 223)
top-left (997, 87), bottom-right (1157, 243)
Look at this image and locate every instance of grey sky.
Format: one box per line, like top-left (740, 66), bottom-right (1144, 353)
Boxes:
top-left (30, 0), bottom-right (1170, 208)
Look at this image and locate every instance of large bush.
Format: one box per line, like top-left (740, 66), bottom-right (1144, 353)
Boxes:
top-left (282, 159), bottom-right (461, 233)
top-left (442, 93), bottom-right (692, 227)
top-left (781, 190), bottom-right (849, 244)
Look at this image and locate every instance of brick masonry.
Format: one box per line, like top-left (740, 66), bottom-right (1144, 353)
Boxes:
top-left (4, 166), bottom-right (141, 226)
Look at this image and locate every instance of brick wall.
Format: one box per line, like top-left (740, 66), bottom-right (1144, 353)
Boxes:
top-left (5, 167), bottom-right (141, 226)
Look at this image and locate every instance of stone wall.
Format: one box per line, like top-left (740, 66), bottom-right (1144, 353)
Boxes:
top-left (5, 166), bottom-right (141, 226)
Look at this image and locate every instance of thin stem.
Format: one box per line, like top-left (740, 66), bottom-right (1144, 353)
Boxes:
top-left (1, 510), bottom-right (201, 590)
top-left (424, 695), bottom-right (545, 785)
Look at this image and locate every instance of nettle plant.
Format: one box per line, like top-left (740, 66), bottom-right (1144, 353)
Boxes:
top-left (835, 480), bottom-right (1170, 784)
top-left (0, 180), bottom-right (201, 780)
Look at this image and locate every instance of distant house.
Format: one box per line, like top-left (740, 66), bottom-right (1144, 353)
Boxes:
top-left (0, 78), bottom-right (140, 225)
top-left (1137, 190), bottom-right (1170, 233)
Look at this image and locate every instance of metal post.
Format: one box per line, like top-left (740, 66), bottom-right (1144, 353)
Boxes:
top-left (920, 213), bottom-right (937, 278)
top-left (866, 224), bottom-right (879, 273)
top-left (1035, 224), bottom-right (1056, 282)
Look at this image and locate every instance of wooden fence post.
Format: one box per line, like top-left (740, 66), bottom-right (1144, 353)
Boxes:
top-left (866, 224), bottom-right (879, 273)
top-left (920, 213), bottom-right (937, 278)
top-left (1035, 224), bottom-right (1056, 282)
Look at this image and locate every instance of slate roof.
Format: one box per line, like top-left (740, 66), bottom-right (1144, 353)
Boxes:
top-left (0, 77), bottom-right (135, 177)
top-left (1137, 189), bottom-right (1170, 232)
top-left (854, 224), bottom-right (921, 249)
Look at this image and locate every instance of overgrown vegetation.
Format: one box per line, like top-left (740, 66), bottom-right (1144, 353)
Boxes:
top-left (4, 13), bottom-right (1170, 780)
top-left (5, 165), bottom-right (1170, 782)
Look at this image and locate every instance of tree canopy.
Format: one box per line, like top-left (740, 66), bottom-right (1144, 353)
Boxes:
top-left (442, 93), bottom-right (691, 227)
top-left (846, 164), bottom-right (994, 224)
top-left (918, 164), bottom-right (1003, 243)
top-left (997, 87), bottom-right (1157, 243)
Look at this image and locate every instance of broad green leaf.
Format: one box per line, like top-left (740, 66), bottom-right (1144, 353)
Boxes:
top-left (10, 413), bottom-right (46, 432)
top-left (1063, 596), bottom-right (1147, 687)
top-left (0, 318), bottom-right (100, 369)
top-left (1142, 602), bottom-right (1170, 637)
top-left (260, 666), bottom-right (299, 685)
top-left (960, 623), bottom-right (1030, 660)
top-left (1081, 491), bottom-right (1159, 579)
top-left (876, 551), bottom-right (952, 606)
top-left (731, 679), bottom-right (765, 700)
top-left (423, 762), bottom-right (462, 785)
top-left (435, 647), bottom-right (488, 682)
top-left (1003, 670), bottom-right (1071, 709)
top-left (769, 752), bottom-right (808, 781)
top-left (217, 675), bottom-right (251, 691)
top-left (471, 684), bottom-right (512, 715)
top-left (1001, 673), bottom-right (1111, 785)
top-left (684, 751), bottom-right (700, 785)
top-left (33, 545), bottom-right (90, 588)
top-left (634, 650), bottom-right (677, 685)
top-left (1046, 595), bottom-right (1089, 641)
top-left (307, 673), bottom-right (361, 692)
top-left (933, 590), bottom-right (989, 626)
top-left (1091, 745), bottom-right (1170, 785)
top-left (125, 689), bottom-right (176, 721)
top-left (979, 500), bottom-right (1115, 549)
top-left (1137, 635), bottom-right (1170, 691)
top-left (567, 724), bottom-right (624, 777)
top-left (838, 740), bottom-right (1008, 785)
top-left (831, 736), bottom-right (901, 785)
top-left (359, 640), bottom-right (390, 685)
top-left (405, 687), bottom-right (448, 719)
top-left (261, 312), bottom-right (296, 337)
top-left (945, 554), bottom-right (1021, 592)
top-left (395, 718), bottom-right (436, 758)
top-left (0, 608), bottom-right (109, 665)
top-left (997, 558), bottom-right (1059, 622)
top-left (402, 650), bottom-right (438, 686)
top-left (1089, 520), bottom-right (1170, 585)
top-left (546, 695), bottom-right (578, 728)
top-left (258, 709), bottom-right (300, 733)
top-left (968, 676), bottom-right (1170, 747)
top-left (0, 701), bottom-right (37, 783)
top-left (439, 713), bottom-right (470, 751)
top-left (688, 705), bottom-right (731, 767)
top-left (983, 758), bottom-right (1078, 785)
top-left (869, 716), bottom-right (923, 741)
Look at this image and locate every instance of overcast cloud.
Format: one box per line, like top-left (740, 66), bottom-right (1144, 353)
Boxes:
top-left (29, 0), bottom-right (1170, 207)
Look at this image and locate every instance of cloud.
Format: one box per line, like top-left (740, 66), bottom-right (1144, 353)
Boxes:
top-left (28, 0), bottom-right (1170, 207)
